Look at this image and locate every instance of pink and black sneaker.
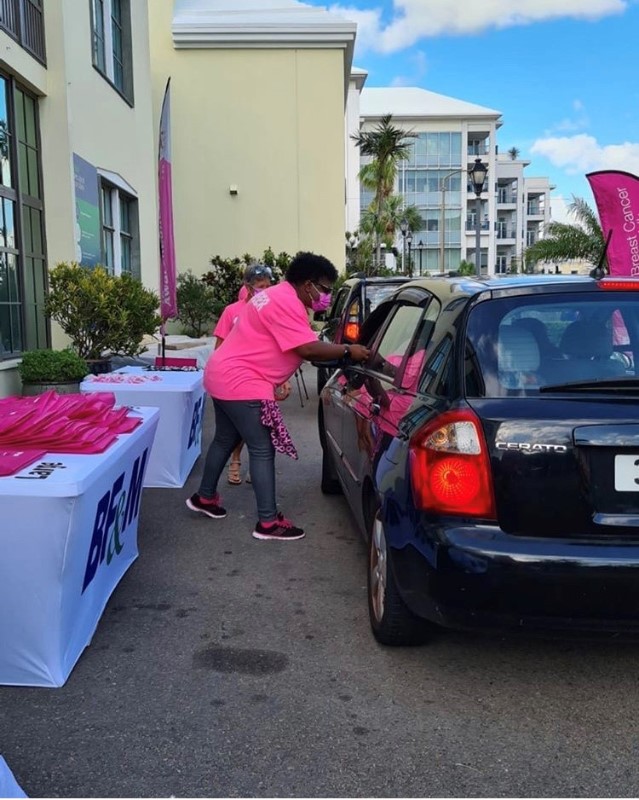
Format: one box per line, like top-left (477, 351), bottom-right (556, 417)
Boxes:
top-left (252, 513), bottom-right (305, 541)
top-left (186, 493), bottom-right (227, 519)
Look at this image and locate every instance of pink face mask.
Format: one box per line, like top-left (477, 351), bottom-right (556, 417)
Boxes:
top-left (310, 284), bottom-right (332, 313)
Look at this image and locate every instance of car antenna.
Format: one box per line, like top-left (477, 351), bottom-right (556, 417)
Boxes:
top-left (590, 229), bottom-right (612, 279)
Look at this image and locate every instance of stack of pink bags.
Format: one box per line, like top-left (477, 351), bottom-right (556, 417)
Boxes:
top-left (0, 391), bottom-right (142, 476)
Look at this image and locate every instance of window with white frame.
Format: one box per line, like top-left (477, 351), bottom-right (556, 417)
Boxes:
top-left (91, 0), bottom-right (133, 103)
top-left (100, 182), bottom-right (139, 278)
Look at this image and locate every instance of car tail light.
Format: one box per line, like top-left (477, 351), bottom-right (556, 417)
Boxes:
top-left (598, 278), bottom-right (639, 290)
top-left (343, 300), bottom-right (360, 342)
top-left (409, 409), bottom-right (496, 519)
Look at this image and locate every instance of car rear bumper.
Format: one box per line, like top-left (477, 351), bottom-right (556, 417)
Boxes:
top-left (392, 522), bottom-right (639, 634)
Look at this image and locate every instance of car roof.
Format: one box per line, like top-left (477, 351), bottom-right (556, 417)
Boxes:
top-left (400, 274), bottom-right (602, 301)
top-left (341, 275), bottom-right (411, 287)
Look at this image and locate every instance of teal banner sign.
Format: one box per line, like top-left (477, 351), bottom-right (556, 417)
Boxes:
top-left (73, 154), bottom-right (101, 267)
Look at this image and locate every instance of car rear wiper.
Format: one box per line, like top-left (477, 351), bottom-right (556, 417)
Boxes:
top-left (539, 377), bottom-right (639, 393)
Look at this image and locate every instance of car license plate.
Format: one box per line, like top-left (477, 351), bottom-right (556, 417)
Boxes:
top-left (615, 455), bottom-right (639, 492)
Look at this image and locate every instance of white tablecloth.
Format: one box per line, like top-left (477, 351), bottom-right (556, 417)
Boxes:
top-left (81, 367), bottom-right (205, 488)
top-left (0, 407), bottom-right (159, 687)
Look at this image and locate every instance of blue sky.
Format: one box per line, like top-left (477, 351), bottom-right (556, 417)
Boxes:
top-left (304, 0), bottom-right (639, 223)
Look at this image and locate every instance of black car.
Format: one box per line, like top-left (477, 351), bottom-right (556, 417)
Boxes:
top-left (319, 274), bottom-right (639, 645)
top-left (316, 275), bottom-right (409, 393)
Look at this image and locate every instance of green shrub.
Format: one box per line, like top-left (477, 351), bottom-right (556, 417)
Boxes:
top-left (45, 263), bottom-right (160, 359)
top-left (201, 248), bottom-right (289, 314)
top-left (19, 349), bottom-right (88, 383)
top-left (176, 271), bottom-right (218, 337)
top-left (457, 260), bottom-right (476, 276)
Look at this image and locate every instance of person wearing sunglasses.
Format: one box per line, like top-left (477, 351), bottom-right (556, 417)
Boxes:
top-left (187, 251), bottom-right (370, 541)
top-left (213, 263), bottom-right (279, 485)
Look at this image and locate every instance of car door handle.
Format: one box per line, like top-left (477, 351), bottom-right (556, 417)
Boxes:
top-left (370, 402), bottom-right (381, 415)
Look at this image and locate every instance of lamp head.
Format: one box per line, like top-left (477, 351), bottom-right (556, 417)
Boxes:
top-left (468, 158), bottom-right (488, 196)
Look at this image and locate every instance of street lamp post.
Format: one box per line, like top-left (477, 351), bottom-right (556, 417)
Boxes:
top-left (468, 157), bottom-right (488, 277)
top-left (347, 233), bottom-right (358, 271)
top-left (418, 239), bottom-right (423, 275)
top-left (400, 217), bottom-right (409, 274)
top-left (407, 231), bottom-right (413, 277)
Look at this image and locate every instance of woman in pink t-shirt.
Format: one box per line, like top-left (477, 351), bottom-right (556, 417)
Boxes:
top-left (186, 252), bottom-right (370, 541)
top-left (213, 264), bottom-right (281, 485)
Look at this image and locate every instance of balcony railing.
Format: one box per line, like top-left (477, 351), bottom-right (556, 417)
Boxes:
top-left (468, 145), bottom-right (490, 156)
top-left (498, 191), bottom-right (517, 204)
top-left (0, 0), bottom-right (45, 64)
top-left (465, 221), bottom-right (491, 231)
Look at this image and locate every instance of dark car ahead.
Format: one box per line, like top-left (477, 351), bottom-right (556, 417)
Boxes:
top-left (316, 275), bottom-right (409, 393)
top-left (319, 274), bottom-right (639, 645)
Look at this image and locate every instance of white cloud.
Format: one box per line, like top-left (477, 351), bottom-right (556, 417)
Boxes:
top-left (327, 5), bottom-right (383, 53)
top-left (531, 134), bottom-right (639, 175)
top-left (328, 0), bottom-right (627, 53)
top-left (548, 99), bottom-right (590, 134)
top-left (550, 195), bottom-right (572, 224)
top-left (390, 49), bottom-right (429, 87)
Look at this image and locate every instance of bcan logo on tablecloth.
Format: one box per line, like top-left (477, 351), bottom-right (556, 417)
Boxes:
top-left (188, 396), bottom-right (203, 449)
top-left (81, 448), bottom-right (149, 594)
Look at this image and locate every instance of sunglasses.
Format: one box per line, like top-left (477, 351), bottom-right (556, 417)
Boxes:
top-left (312, 281), bottom-right (332, 294)
top-left (252, 266), bottom-right (272, 277)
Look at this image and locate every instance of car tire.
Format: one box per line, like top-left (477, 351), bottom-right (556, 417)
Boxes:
top-left (367, 511), bottom-right (435, 646)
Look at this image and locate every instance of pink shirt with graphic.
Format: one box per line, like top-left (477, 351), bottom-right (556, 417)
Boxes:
top-left (205, 281), bottom-right (317, 400)
top-left (214, 298), bottom-right (246, 341)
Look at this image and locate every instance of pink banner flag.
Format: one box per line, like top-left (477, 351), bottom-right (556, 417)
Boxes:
top-left (159, 78), bottom-right (178, 324)
top-left (586, 170), bottom-right (639, 276)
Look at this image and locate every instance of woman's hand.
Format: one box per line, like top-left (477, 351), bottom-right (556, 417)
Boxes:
top-left (275, 382), bottom-right (292, 401)
top-left (347, 344), bottom-right (370, 362)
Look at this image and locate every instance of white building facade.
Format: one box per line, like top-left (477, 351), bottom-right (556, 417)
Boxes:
top-left (350, 85), bottom-right (553, 276)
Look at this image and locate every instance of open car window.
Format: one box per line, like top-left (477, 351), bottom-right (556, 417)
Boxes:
top-left (366, 304), bottom-right (424, 382)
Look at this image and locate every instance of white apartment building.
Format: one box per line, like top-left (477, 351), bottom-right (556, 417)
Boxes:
top-left (350, 84), bottom-right (553, 276)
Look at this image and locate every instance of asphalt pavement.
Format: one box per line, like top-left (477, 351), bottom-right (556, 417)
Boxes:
top-left (2, 367), bottom-right (639, 797)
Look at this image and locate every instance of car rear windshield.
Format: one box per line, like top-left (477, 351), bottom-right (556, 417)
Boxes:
top-left (465, 291), bottom-right (639, 397)
top-left (363, 284), bottom-right (405, 317)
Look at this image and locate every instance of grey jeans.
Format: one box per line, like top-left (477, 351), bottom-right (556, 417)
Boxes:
top-left (198, 398), bottom-right (277, 522)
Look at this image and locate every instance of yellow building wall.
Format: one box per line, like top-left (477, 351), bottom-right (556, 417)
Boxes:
top-left (149, 8), bottom-right (346, 275)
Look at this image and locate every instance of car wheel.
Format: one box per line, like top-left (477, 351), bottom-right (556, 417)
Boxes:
top-left (367, 511), bottom-right (434, 646)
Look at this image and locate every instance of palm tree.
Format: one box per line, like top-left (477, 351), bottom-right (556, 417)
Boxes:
top-left (507, 146), bottom-right (520, 161)
top-left (352, 114), bottom-right (417, 266)
top-left (360, 197), bottom-right (423, 251)
top-left (525, 197), bottom-right (605, 269)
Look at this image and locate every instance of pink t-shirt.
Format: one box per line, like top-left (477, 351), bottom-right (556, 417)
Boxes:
top-left (205, 281), bottom-right (317, 400)
top-left (214, 298), bottom-right (246, 341)
top-left (238, 285), bottom-right (249, 301)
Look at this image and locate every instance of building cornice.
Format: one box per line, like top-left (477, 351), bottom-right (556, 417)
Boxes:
top-left (172, 8), bottom-right (356, 53)
top-left (172, 4), bottom-right (356, 100)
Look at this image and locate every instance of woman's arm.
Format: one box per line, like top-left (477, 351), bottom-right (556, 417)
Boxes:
top-left (293, 341), bottom-right (369, 362)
